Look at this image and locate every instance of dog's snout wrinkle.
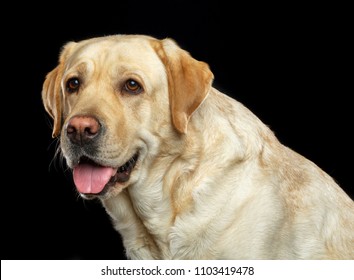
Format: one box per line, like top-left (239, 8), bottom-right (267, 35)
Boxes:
top-left (66, 115), bottom-right (101, 145)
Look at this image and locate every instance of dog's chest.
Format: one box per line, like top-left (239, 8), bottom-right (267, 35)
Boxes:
top-left (128, 183), bottom-right (174, 254)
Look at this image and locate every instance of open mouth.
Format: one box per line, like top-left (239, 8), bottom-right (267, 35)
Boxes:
top-left (72, 152), bottom-right (139, 195)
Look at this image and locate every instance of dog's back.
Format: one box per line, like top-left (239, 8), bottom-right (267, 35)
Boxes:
top-left (161, 87), bottom-right (354, 259)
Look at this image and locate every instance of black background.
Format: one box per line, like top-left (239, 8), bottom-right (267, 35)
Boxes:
top-left (2, 2), bottom-right (352, 260)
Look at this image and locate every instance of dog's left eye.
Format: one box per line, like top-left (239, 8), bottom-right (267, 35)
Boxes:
top-left (124, 79), bottom-right (143, 94)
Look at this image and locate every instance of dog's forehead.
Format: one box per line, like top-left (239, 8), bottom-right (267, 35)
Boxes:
top-left (69, 36), bottom-right (162, 70)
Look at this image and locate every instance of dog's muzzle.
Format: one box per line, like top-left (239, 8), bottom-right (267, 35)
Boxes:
top-left (63, 115), bottom-right (139, 196)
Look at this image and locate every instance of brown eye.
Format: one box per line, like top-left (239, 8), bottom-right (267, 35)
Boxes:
top-left (124, 79), bottom-right (143, 94)
top-left (66, 77), bottom-right (80, 93)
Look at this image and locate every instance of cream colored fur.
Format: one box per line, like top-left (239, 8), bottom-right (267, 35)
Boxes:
top-left (42, 34), bottom-right (354, 259)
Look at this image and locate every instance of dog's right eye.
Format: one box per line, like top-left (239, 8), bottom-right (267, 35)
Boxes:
top-left (123, 79), bottom-right (143, 95)
top-left (66, 78), bottom-right (80, 93)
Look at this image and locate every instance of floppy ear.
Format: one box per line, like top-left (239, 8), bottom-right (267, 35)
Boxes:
top-left (41, 42), bottom-right (76, 138)
top-left (153, 38), bottom-right (214, 134)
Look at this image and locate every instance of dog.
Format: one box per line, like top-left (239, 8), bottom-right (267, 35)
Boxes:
top-left (42, 34), bottom-right (354, 259)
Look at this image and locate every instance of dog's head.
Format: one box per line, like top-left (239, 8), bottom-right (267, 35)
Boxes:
top-left (42, 34), bottom-right (213, 199)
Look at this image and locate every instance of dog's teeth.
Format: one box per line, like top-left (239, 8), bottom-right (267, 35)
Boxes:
top-left (117, 153), bottom-right (139, 174)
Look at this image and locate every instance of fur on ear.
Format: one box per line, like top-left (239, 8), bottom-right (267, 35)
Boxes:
top-left (152, 38), bottom-right (214, 134)
top-left (41, 42), bottom-right (76, 138)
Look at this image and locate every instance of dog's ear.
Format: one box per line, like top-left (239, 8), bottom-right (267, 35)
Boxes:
top-left (42, 42), bottom-right (76, 138)
top-left (152, 38), bottom-right (214, 134)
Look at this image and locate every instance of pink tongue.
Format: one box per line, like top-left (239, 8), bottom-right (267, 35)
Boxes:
top-left (73, 164), bottom-right (116, 194)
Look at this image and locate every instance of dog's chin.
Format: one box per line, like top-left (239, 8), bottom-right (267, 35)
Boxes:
top-left (72, 152), bottom-right (140, 200)
top-left (80, 182), bottom-right (128, 200)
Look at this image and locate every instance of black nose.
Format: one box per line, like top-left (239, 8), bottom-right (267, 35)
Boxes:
top-left (66, 115), bottom-right (100, 145)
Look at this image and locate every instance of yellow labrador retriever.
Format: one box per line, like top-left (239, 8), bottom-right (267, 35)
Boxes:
top-left (42, 34), bottom-right (354, 259)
